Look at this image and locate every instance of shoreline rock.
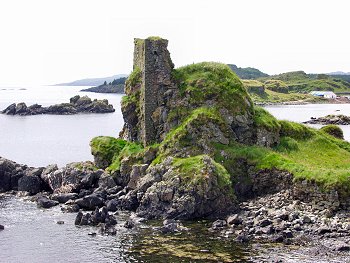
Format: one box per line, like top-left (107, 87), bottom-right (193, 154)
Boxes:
top-left (2, 154), bottom-right (350, 263)
top-left (1, 95), bottom-right (115, 115)
top-left (304, 114), bottom-right (350, 125)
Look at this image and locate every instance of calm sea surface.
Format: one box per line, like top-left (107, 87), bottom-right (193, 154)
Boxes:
top-left (0, 86), bottom-right (347, 262)
top-left (264, 104), bottom-right (350, 141)
top-left (0, 86), bottom-right (123, 167)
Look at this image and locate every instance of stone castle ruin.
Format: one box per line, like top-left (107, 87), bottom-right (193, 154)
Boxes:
top-left (121, 37), bottom-right (270, 148)
top-left (121, 37), bottom-right (178, 146)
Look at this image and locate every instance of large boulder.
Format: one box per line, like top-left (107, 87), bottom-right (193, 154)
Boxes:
top-left (37, 196), bottom-right (59, 208)
top-left (133, 156), bottom-right (237, 219)
top-left (0, 159), bottom-right (13, 192)
top-left (15, 103), bottom-right (28, 115)
top-left (0, 157), bottom-right (27, 192)
top-left (97, 173), bottom-right (116, 189)
top-left (51, 193), bottom-right (79, 203)
top-left (2, 103), bottom-right (16, 115)
top-left (18, 175), bottom-right (42, 194)
top-left (75, 194), bottom-right (104, 210)
top-left (41, 162), bottom-right (102, 193)
top-left (46, 103), bottom-right (77, 115)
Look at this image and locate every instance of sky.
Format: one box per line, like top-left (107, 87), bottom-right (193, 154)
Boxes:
top-left (0, 0), bottom-right (349, 86)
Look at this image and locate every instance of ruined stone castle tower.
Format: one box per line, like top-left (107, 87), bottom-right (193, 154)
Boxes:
top-left (121, 37), bottom-right (177, 146)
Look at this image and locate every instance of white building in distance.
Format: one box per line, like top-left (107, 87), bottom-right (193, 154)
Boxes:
top-left (309, 91), bottom-right (337, 99)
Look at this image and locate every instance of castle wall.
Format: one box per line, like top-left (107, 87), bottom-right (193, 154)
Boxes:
top-left (133, 37), bottom-right (175, 146)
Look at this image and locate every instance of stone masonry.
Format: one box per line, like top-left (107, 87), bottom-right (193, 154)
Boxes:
top-left (133, 37), bottom-right (176, 146)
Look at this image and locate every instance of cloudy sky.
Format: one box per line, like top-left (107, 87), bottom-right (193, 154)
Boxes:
top-left (0, 0), bottom-right (349, 86)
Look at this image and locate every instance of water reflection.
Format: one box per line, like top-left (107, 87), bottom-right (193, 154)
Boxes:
top-left (0, 196), bottom-right (251, 263)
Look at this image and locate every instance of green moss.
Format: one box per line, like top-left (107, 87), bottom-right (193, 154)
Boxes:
top-left (279, 120), bottom-right (315, 140)
top-left (320, 125), bottom-right (344, 140)
top-left (134, 38), bottom-right (145, 46)
top-left (274, 137), bottom-right (299, 152)
top-left (126, 66), bottom-right (142, 88)
top-left (90, 136), bottom-right (127, 166)
top-left (213, 128), bottom-right (350, 194)
top-left (254, 107), bottom-right (281, 132)
top-left (172, 155), bottom-right (232, 190)
top-left (173, 62), bottom-right (253, 116)
top-left (107, 142), bottom-right (143, 173)
top-left (154, 107), bottom-right (227, 164)
top-left (166, 106), bottom-right (190, 124)
top-left (121, 91), bottom-right (140, 108)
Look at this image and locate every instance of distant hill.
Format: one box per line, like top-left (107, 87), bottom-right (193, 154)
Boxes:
top-left (261, 71), bottom-right (350, 93)
top-left (55, 74), bottom-right (128, 86)
top-left (243, 70), bottom-right (350, 104)
top-left (325, 74), bottom-right (350, 83)
top-left (81, 77), bottom-right (126, 93)
top-left (327, 71), bottom-right (350, 75)
top-left (227, 64), bottom-right (269, 79)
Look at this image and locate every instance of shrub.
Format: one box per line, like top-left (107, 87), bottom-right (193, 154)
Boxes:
top-left (320, 125), bottom-right (344, 140)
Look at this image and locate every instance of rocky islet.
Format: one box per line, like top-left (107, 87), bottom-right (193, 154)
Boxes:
top-left (304, 114), bottom-right (350, 125)
top-left (1, 95), bottom-right (115, 115)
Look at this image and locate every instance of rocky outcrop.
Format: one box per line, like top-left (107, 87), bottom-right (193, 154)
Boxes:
top-left (40, 162), bottom-right (103, 194)
top-left (128, 156), bottom-right (237, 220)
top-left (0, 157), bottom-right (114, 198)
top-left (37, 196), bottom-right (59, 208)
top-left (210, 189), bottom-right (350, 245)
top-left (94, 37), bottom-right (279, 220)
top-left (304, 114), bottom-right (350, 125)
top-left (74, 207), bottom-right (118, 235)
top-left (75, 194), bottom-right (105, 210)
top-left (18, 175), bottom-right (42, 195)
top-left (1, 95), bottom-right (115, 115)
top-left (0, 157), bottom-right (31, 192)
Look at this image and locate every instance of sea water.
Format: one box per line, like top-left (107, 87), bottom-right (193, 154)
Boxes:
top-left (0, 86), bottom-right (124, 167)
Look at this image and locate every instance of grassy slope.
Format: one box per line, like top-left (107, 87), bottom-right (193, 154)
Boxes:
top-left (173, 62), bottom-right (254, 116)
top-left (214, 115), bottom-right (350, 193)
top-left (92, 62), bottom-right (350, 195)
top-left (260, 71), bottom-right (350, 93)
top-left (250, 89), bottom-right (326, 104)
top-left (242, 71), bottom-right (350, 103)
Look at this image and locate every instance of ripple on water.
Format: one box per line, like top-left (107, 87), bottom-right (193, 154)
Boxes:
top-left (0, 195), bottom-right (254, 263)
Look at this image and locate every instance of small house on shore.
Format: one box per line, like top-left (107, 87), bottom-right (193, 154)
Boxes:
top-left (310, 91), bottom-right (337, 99)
